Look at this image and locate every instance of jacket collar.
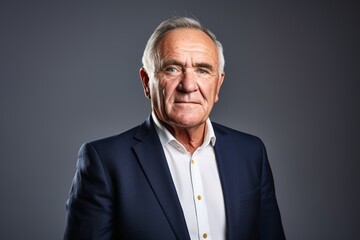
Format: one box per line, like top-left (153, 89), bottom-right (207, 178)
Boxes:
top-left (133, 116), bottom-right (191, 240)
top-left (212, 123), bottom-right (236, 240)
top-left (133, 117), bottom-right (236, 240)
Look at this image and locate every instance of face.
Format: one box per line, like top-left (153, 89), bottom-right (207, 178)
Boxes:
top-left (140, 28), bottom-right (224, 130)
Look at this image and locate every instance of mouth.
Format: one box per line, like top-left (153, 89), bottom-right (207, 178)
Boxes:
top-left (174, 101), bottom-right (200, 105)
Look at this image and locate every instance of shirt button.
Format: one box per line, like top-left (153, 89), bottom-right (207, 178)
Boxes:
top-left (203, 233), bottom-right (208, 238)
top-left (197, 195), bottom-right (202, 200)
top-left (191, 159), bottom-right (195, 164)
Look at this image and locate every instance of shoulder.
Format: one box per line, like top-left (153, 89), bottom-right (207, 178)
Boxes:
top-left (211, 122), bottom-right (267, 155)
top-left (75, 124), bottom-right (143, 175)
top-left (80, 117), bottom-right (156, 158)
top-left (90, 125), bottom-right (140, 148)
top-left (78, 124), bottom-right (142, 161)
top-left (212, 122), bottom-right (262, 142)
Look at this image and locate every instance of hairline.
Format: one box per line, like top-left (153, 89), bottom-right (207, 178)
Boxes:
top-left (142, 17), bottom-right (225, 77)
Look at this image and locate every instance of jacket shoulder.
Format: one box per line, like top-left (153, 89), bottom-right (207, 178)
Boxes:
top-left (78, 124), bottom-right (142, 162)
top-left (212, 122), bottom-right (261, 142)
top-left (90, 125), bottom-right (139, 147)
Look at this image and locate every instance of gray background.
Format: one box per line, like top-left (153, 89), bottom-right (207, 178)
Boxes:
top-left (1, 1), bottom-right (359, 239)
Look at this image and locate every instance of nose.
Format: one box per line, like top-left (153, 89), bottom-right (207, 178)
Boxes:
top-left (177, 70), bottom-right (198, 93)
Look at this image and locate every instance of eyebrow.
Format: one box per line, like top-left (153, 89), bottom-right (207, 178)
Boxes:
top-left (160, 60), bottom-right (183, 69)
top-left (194, 63), bottom-right (214, 71)
top-left (160, 60), bottom-right (215, 71)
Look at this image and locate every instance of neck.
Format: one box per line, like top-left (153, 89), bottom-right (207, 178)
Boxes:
top-left (162, 121), bottom-right (206, 154)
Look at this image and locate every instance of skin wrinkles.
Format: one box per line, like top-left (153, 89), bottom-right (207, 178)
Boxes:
top-left (160, 59), bottom-right (215, 73)
top-left (140, 28), bottom-right (225, 153)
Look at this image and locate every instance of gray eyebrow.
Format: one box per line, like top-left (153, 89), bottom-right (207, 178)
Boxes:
top-left (160, 60), bottom-right (183, 69)
top-left (194, 63), bottom-right (214, 71)
top-left (160, 60), bottom-right (215, 71)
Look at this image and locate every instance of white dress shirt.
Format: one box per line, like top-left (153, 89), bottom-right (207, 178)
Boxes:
top-left (152, 112), bottom-right (226, 240)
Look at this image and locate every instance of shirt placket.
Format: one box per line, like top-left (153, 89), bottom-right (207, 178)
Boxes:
top-left (190, 153), bottom-right (211, 240)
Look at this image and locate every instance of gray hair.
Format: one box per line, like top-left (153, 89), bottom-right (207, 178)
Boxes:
top-left (141, 17), bottom-right (225, 77)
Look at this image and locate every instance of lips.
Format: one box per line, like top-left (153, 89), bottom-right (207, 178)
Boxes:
top-left (174, 101), bottom-right (200, 104)
top-left (173, 97), bottom-right (201, 104)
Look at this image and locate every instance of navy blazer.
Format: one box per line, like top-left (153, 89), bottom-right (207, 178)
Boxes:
top-left (64, 117), bottom-right (285, 239)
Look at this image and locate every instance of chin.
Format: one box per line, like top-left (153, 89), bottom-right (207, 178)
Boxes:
top-left (170, 116), bottom-right (206, 128)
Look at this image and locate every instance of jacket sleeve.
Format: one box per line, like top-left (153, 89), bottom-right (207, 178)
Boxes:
top-left (64, 143), bottom-right (114, 240)
top-left (258, 138), bottom-right (286, 240)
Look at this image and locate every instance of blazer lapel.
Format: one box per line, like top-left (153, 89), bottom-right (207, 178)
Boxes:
top-left (132, 117), bottom-right (190, 240)
top-left (213, 125), bottom-right (237, 240)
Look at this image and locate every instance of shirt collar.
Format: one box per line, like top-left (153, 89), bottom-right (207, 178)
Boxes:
top-left (152, 112), bottom-right (216, 152)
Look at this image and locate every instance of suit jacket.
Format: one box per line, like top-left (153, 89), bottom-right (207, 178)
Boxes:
top-left (64, 116), bottom-right (285, 239)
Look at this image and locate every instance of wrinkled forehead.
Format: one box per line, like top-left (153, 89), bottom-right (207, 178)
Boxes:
top-left (156, 28), bottom-right (219, 65)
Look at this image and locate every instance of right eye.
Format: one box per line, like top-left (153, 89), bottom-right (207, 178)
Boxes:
top-left (165, 67), bottom-right (178, 73)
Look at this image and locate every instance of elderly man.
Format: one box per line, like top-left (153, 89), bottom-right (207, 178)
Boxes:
top-left (64, 17), bottom-right (285, 240)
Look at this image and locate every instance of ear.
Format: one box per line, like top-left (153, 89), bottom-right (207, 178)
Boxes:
top-left (139, 68), bottom-right (151, 99)
top-left (215, 71), bottom-right (225, 103)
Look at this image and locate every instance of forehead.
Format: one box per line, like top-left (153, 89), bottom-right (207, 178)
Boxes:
top-left (158, 28), bottom-right (218, 63)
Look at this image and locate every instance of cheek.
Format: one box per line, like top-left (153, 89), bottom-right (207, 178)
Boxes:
top-left (149, 82), bottom-right (162, 107)
top-left (162, 81), bottom-right (179, 99)
top-left (199, 83), bottom-right (218, 101)
top-left (150, 80), bottom-right (173, 106)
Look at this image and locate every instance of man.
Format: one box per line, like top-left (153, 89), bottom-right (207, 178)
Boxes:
top-left (64, 17), bottom-right (285, 240)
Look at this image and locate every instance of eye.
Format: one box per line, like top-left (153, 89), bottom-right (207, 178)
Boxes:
top-left (197, 68), bottom-right (209, 75)
top-left (165, 66), bottom-right (179, 73)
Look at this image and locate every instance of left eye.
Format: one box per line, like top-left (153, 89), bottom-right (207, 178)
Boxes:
top-left (198, 69), bottom-right (208, 74)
